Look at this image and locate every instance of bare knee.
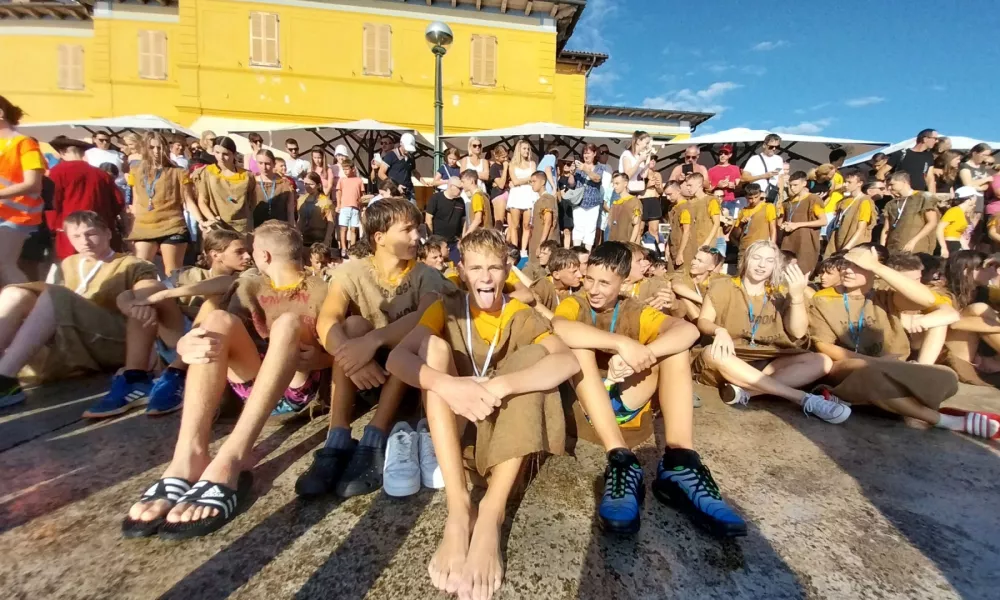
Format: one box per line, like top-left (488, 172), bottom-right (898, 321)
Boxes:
top-left (200, 309), bottom-right (240, 333)
top-left (0, 285), bottom-right (36, 307)
top-left (421, 334), bottom-right (452, 367)
top-left (343, 315), bottom-right (373, 338)
top-left (809, 353), bottom-right (834, 375)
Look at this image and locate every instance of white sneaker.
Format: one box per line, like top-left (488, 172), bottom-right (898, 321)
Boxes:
top-left (722, 384), bottom-right (750, 406)
top-left (803, 393), bottom-right (852, 424)
top-left (383, 422), bottom-right (420, 497)
top-left (417, 418), bottom-right (445, 489)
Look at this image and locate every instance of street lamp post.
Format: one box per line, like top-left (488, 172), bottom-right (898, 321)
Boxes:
top-left (425, 21), bottom-right (453, 172)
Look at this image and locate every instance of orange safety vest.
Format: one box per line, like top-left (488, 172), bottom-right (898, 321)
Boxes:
top-left (0, 134), bottom-right (46, 227)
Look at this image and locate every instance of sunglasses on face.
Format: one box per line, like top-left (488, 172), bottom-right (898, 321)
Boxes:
top-left (95, 138), bottom-right (109, 143)
top-left (471, 144), bottom-right (482, 148)
top-left (766, 144), bottom-right (780, 150)
top-left (685, 155), bottom-right (697, 160)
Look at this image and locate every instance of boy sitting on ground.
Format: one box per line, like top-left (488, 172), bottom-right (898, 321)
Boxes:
top-left (529, 247), bottom-right (583, 319)
top-left (386, 228), bottom-right (580, 600)
top-left (0, 211), bottom-right (176, 415)
top-left (670, 246), bottom-right (726, 321)
top-left (621, 242), bottom-right (677, 314)
top-left (297, 199), bottom-right (458, 499)
top-left (884, 251), bottom-right (958, 366)
top-left (522, 239), bottom-right (559, 282)
top-left (552, 242), bottom-right (747, 537)
top-left (121, 220), bottom-right (332, 539)
top-left (419, 234), bottom-right (449, 274)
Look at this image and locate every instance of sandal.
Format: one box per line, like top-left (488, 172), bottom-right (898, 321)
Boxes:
top-left (121, 477), bottom-right (193, 538)
top-left (158, 471), bottom-right (254, 540)
top-left (940, 408), bottom-right (1000, 440)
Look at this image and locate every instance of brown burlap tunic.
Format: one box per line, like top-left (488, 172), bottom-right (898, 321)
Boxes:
top-left (127, 162), bottom-right (190, 241)
top-left (420, 295), bottom-right (565, 475)
top-left (527, 193), bottom-right (559, 258)
top-left (607, 194), bottom-right (641, 242)
top-left (885, 191), bottom-right (939, 255)
top-left (667, 199), bottom-right (692, 264)
top-left (737, 202), bottom-right (775, 257)
top-left (470, 190), bottom-right (495, 232)
top-left (529, 276), bottom-right (575, 311)
top-left (693, 277), bottom-right (808, 386)
top-left (332, 258), bottom-right (458, 328)
top-left (16, 253), bottom-right (158, 382)
top-left (196, 164), bottom-right (258, 234)
top-left (222, 271), bottom-right (329, 349)
top-left (778, 193), bottom-right (824, 275)
top-left (825, 195), bottom-right (875, 257)
top-left (687, 195), bottom-right (718, 263)
top-left (809, 287), bottom-right (957, 409)
top-left (251, 176), bottom-right (297, 227)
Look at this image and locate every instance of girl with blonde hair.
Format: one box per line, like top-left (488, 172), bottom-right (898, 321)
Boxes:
top-left (505, 139), bottom-right (537, 251)
top-left (694, 239), bottom-right (849, 423)
top-left (459, 136), bottom-right (490, 184)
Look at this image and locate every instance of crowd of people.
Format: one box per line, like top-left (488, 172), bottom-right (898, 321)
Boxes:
top-left (4, 92), bottom-right (1000, 600)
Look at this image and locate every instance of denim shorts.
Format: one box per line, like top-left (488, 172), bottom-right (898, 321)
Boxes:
top-left (338, 207), bottom-right (360, 228)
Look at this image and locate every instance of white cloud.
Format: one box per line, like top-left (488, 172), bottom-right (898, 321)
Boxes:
top-left (706, 62), bottom-right (733, 73)
top-left (641, 82), bottom-right (742, 114)
top-left (932, 84), bottom-right (947, 92)
top-left (742, 65), bottom-right (767, 76)
top-left (794, 109), bottom-right (806, 115)
top-left (752, 40), bottom-right (787, 51)
top-left (568, 0), bottom-right (616, 52)
top-left (845, 96), bottom-right (885, 108)
top-left (809, 102), bottom-right (830, 111)
top-left (773, 118), bottom-right (833, 135)
top-left (588, 69), bottom-right (620, 89)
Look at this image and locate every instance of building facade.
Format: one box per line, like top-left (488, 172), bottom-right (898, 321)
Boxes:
top-left (1, 0), bottom-right (597, 133)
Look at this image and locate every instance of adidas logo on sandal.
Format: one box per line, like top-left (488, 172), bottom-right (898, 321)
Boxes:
top-left (202, 486), bottom-right (225, 499)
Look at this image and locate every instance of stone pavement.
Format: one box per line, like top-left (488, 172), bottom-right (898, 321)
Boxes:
top-left (2, 376), bottom-right (1000, 600)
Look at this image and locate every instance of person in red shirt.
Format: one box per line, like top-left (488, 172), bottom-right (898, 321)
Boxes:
top-left (47, 136), bottom-right (124, 260)
top-left (707, 144), bottom-right (742, 202)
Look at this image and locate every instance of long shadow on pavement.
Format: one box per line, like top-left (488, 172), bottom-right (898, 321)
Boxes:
top-left (771, 399), bottom-right (1000, 598)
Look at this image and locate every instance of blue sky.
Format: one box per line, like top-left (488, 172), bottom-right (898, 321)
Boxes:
top-left (568, 0), bottom-right (1000, 142)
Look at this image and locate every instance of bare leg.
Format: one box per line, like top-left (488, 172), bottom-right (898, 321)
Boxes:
top-left (168, 312), bottom-right (302, 524)
top-left (0, 228), bottom-right (30, 286)
top-left (916, 325), bottom-right (948, 365)
top-left (327, 315), bottom-right (372, 431)
top-left (132, 240), bottom-right (159, 264)
top-left (159, 243), bottom-right (188, 277)
top-left (124, 314), bottom-right (158, 372)
top-left (154, 297), bottom-right (191, 351)
top-left (520, 214), bottom-right (531, 253)
top-left (339, 225), bottom-right (348, 253)
top-left (0, 289), bottom-right (57, 377)
top-left (658, 351), bottom-right (694, 450)
top-left (492, 196), bottom-right (507, 229)
top-left (422, 334), bottom-right (473, 594)
top-left (128, 309), bottom-right (261, 523)
top-left (0, 286), bottom-right (38, 352)
top-left (507, 209), bottom-right (522, 247)
top-left (459, 457), bottom-right (520, 600)
top-left (756, 352), bottom-right (833, 397)
top-left (569, 348), bottom-right (628, 451)
top-left (348, 227), bottom-right (358, 248)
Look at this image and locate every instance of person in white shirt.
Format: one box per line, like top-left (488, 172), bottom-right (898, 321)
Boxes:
top-left (741, 133), bottom-right (785, 202)
top-left (168, 136), bottom-right (189, 169)
top-left (84, 131), bottom-right (124, 172)
top-left (619, 131), bottom-right (654, 195)
top-left (284, 138), bottom-right (310, 178)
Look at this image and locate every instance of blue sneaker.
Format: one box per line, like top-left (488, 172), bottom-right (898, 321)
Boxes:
top-left (83, 373), bottom-right (152, 419)
top-left (0, 380), bottom-right (25, 408)
top-left (599, 448), bottom-right (645, 534)
top-left (652, 448), bottom-right (747, 538)
top-left (270, 397), bottom-right (309, 418)
top-left (146, 369), bottom-right (185, 416)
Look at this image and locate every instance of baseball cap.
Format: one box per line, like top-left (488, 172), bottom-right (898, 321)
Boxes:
top-left (334, 144), bottom-right (349, 157)
top-left (719, 144), bottom-right (733, 154)
top-left (400, 133), bottom-right (417, 152)
top-left (955, 186), bottom-right (978, 199)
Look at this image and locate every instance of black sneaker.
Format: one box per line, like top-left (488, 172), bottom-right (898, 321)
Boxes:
top-left (652, 448), bottom-right (747, 538)
top-left (295, 441), bottom-right (357, 498)
top-left (335, 444), bottom-right (386, 498)
top-left (0, 382), bottom-right (26, 409)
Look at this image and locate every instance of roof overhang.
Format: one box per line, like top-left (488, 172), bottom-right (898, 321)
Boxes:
top-left (586, 104), bottom-right (716, 130)
top-left (0, 1), bottom-right (177, 21)
top-left (557, 49), bottom-right (608, 71)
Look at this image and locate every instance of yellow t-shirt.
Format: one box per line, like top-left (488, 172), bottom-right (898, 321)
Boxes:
top-left (782, 195), bottom-right (824, 219)
top-left (707, 198), bottom-right (721, 216)
top-left (553, 296), bottom-right (664, 344)
top-left (741, 203), bottom-right (776, 224)
top-left (447, 270), bottom-right (519, 293)
top-left (418, 297), bottom-right (549, 344)
top-left (941, 206), bottom-right (968, 239)
top-left (825, 171), bottom-right (845, 213)
top-left (471, 191), bottom-right (487, 215)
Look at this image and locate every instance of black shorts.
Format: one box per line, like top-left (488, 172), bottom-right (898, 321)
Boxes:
top-left (134, 231), bottom-right (191, 245)
top-left (558, 199), bottom-right (575, 231)
top-left (641, 196), bottom-right (663, 221)
top-left (20, 224), bottom-right (51, 262)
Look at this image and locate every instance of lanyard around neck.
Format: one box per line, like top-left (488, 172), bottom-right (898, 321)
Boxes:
top-left (75, 249), bottom-right (115, 294)
top-left (464, 293), bottom-right (506, 378)
top-left (743, 284), bottom-right (769, 347)
top-left (143, 168), bottom-right (162, 211)
top-left (843, 292), bottom-right (870, 352)
top-left (590, 300), bottom-right (621, 334)
top-left (892, 197), bottom-right (910, 229)
top-left (259, 179), bottom-right (277, 204)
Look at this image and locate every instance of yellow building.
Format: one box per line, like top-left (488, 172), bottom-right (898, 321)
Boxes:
top-left (0, 0), bottom-right (611, 134)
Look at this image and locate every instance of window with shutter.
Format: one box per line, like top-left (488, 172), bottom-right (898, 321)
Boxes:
top-left (139, 31), bottom-right (167, 79)
top-left (470, 35), bottom-right (497, 87)
top-left (363, 23), bottom-right (392, 77)
top-left (58, 44), bottom-right (84, 90)
top-left (249, 12), bottom-right (280, 67)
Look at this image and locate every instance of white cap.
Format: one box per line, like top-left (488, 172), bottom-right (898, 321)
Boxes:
top-left (400, 133), bottom-right (417, 152)
top-left (955, 186), bottom-right (978, 199)
top-left (334, 144), bottom-right (349, 157)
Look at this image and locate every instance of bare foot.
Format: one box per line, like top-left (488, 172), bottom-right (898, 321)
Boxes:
top-left (458, 510), bottom-right (504, 600)
top-left (428, 512), bottom-right (472, 593)
top-left (165, 453), bottom-right (243, 525)
top-left (127, 451), bottom-right (210, 523)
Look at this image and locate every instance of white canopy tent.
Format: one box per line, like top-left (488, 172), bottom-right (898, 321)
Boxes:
top-left (661, 127), bottom-right (887, 173)
top-left (18, 114), bottom-right (197, 142)
top-left (844, 135), bottom-right (1000, 167)
top-left (443, 121), bottom-right (628, 160)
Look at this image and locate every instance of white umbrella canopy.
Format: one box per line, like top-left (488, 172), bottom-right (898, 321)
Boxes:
top-left (844, 135), bottom-right (1000, 167)
top-left (18, 114), bottom-right (197, 142)
top-left (660, 127), bottom-right (887, 173)
top-left (443, 121), bottom-right (628, 159)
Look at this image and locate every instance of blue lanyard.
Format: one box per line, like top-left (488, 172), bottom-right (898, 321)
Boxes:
top-left (590, 300), bottom-right (621, 334)
top-left (745, 287), bottom-right (769, 347)
top-left (143, 169), bottom-right (162, 211)
top-left (843, 292), bottom-right (868, 352)
top-left (259, 179), bottom-right (277, 206)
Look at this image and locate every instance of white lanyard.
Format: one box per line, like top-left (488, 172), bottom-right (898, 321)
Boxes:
top-left (464, 293), bottom-right (506, 378)
top-left (75, 250), bottom-right (115, 294)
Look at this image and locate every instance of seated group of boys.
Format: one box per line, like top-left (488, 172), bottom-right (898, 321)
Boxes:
top-left (4, 196), bottom-right (999, 600)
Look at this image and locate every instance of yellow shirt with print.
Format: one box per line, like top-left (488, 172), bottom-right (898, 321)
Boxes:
top-left (941, 206), bottom-right (968, 239)
top-left (824, 171), bottom-right (845, 213)
top-left (419, 297), bottom-right (549, 344)
top-left (553, 296), bottom-right (665, 344)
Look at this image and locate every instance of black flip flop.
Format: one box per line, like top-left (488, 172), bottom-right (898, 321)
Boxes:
top-left (157, 471), bottom-right (254, 541)
top-left (121, 477), bottom-right (193, 539)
